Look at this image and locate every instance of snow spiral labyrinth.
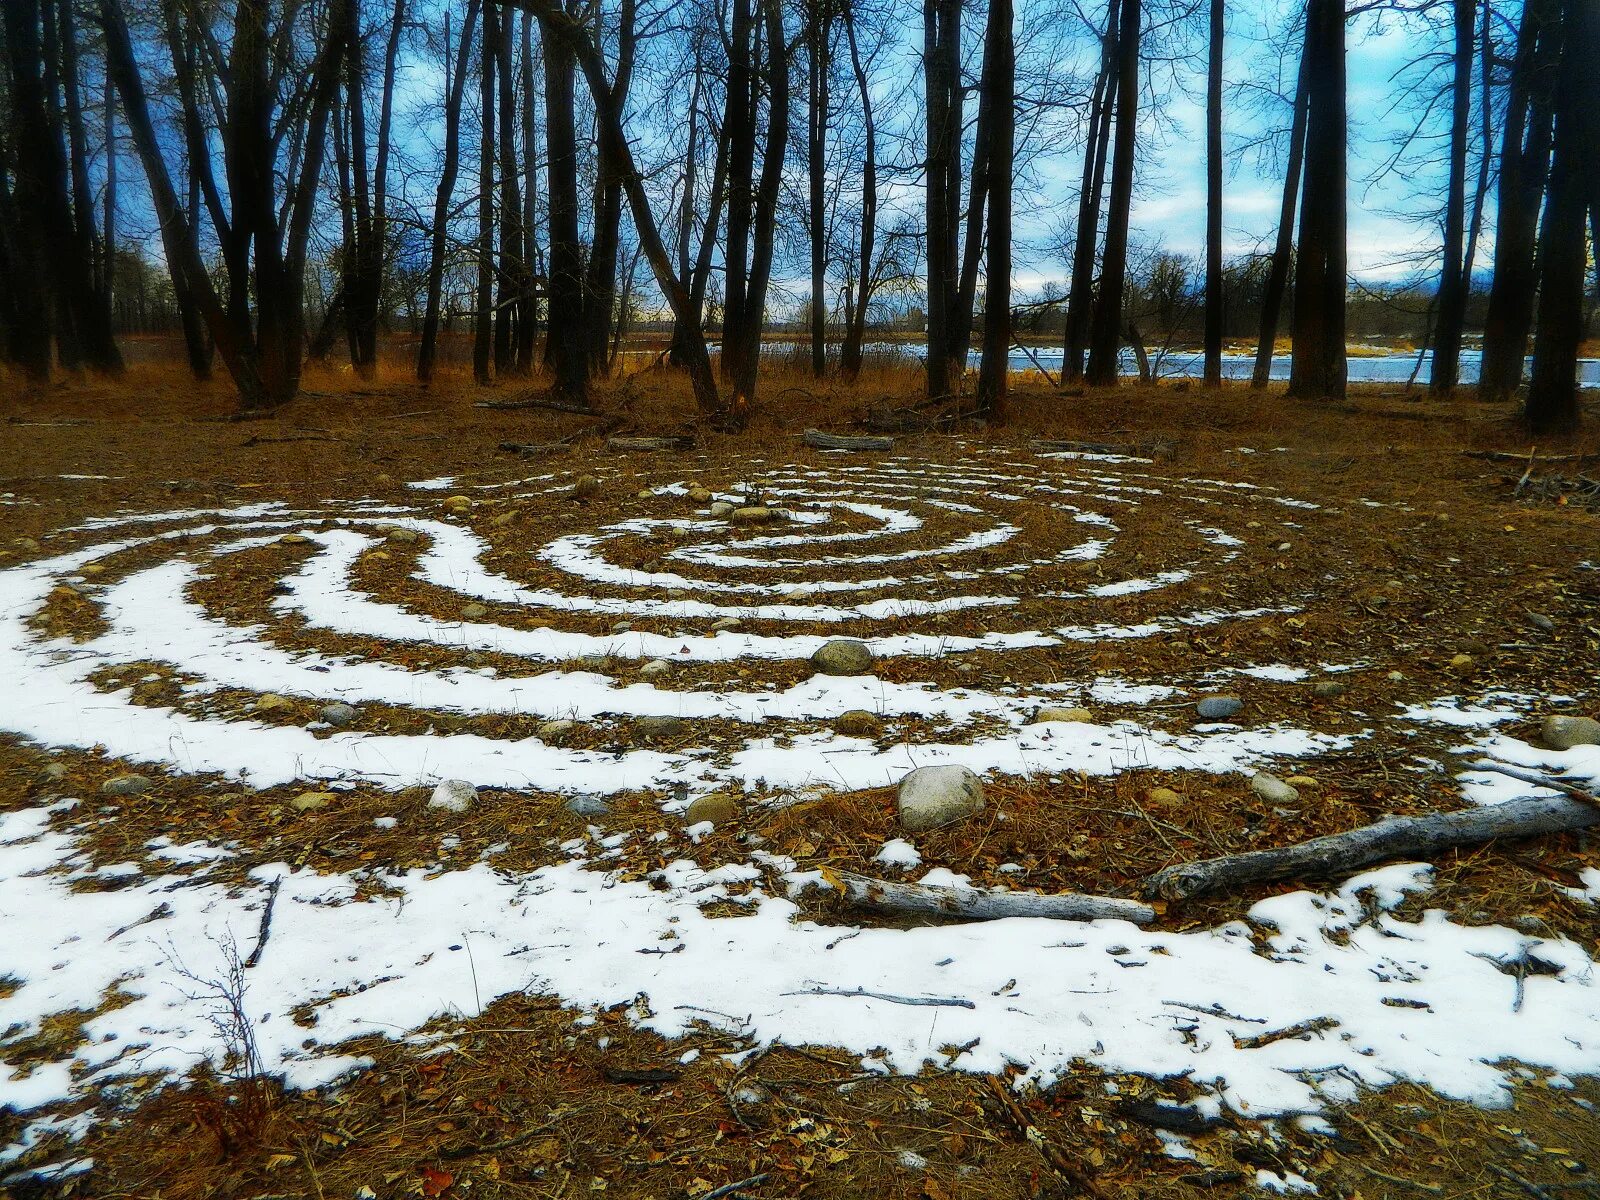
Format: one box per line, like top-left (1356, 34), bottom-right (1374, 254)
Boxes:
top-left (0, 451), bottom-right (1344, 798)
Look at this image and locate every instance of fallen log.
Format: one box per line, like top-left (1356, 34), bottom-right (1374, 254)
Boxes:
top-left (606, 435), bottom-right (695, 452)
top-left (1143, 793), bottom-right (1600, 901)
top-left (802, 429), bottom-right (894, 452)
top-left (835, 870), bottom-right (1155, 925)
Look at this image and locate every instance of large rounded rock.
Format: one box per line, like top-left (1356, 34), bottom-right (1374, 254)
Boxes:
top-left (319, 702), bottom-right (357, 727)
top-left (1032, 706), bottom-right (1093, 725)
top-left (1195, 694), bottom-right (1243, 721)
top-left (101, 773), bottom-right (150, 797)
top-left (684, 793), bottom-right (741, 827)
top-left (1250, 772), bottom-right (1300, 805)
top-left (429, 779), bottom-right (478, 813)
top-left (897, 766), bottom-right (985, 832)
top-left (1543, 714), bottom-right (1600, 750)
top-left (810, 639), bottom-right (875, 676)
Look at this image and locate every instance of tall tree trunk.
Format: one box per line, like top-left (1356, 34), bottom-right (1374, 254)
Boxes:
top-left (495, 1), bottom-right (524, 374)
top-left (538, 0), bottom-right (588, 403)
top-left (103, 74), bottom-right (116, 335)
top-left (974, 0), bottom-right (1013, 422)
top-left (418, 0), bottom-right (480, 383)
top-left (1202, 0), bottom-right (1223, 387)
top-left (840, 0), bottom-right (876, 381)
top-left (1085, 0), bottom-right (1140, 386)
top-left (1527, 0), bottom-right (1599, 433)
top-left (1429, 0), bottom-right (1474, 395)
top-left (807, 0), bottom-right (830, 377)
top-left (1286, 0), bottom-right (1346, 401)
top-left (923, 0), bottom-right (960, 398)
top-left (1063, 0), bottom-right (1119, 385)
top-left (517, 11), bottom-right (539, 374)
top-left (729, 0), bottom-right (789, 406)
top-left (99, 0), bottom-right (270, 405)
top-left (474, 0), bottom-right (497, 384)
top-left (582, 0), bottom-right (634, 378)
top-left (1479, 0), bottom-right (1556, 402)
top-left (341, 17), bottom-right (374, 374)
top-left (1250, 42), bottom-right (1309, 389)
top-left (0, 0), bottom-right (57, 382)
top-left (722, 0), bottom-right (755, 386)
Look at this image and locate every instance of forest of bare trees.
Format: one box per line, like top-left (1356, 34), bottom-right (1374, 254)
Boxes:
top-left (2, 0), bottom-right (1598, 431)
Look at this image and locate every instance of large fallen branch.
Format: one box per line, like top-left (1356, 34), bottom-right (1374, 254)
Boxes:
top-left (607, 435), bottom-right (695, 452)
top-left (836, 870), bottom-right (1155, 925)
top-left (802, 429), bottom-right (894, 451)
top-left (1144, 792), bottom-right (1600, 901)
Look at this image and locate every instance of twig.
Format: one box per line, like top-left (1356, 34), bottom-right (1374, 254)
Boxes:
top-left (1232, 1016), bottom-right (1338, 1050)
top-left (1010, 341), bottom-right (1060, 388)
top-left (1356, 1164), bottom-right (1443, 1194)
top-left (984, 1076), bottom-right (1108, 1197)
top-left (782, 985), bottom-right (976, 1009)
top-left (244, 877), bottom-right (282, 969)
top-left (107, 901), bottom-right (174, 942)
top-left (1489, 1164), bottom-right (1557, 1200)
top-left (697, 1175), bottom-right (771, 1200)
top-left (1162, 1000), bottom-right (1267, 1024)
top-left (1468, 761), bottom-right (1600, 805)
top-left (437, 1118), bottom-right (562, 1161)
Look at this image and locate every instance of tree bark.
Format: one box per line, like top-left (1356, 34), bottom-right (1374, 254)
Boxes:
top-left (418, 0), bottom-right (480, 383)
top-left (1063, 0), bottom-right (1119, 385)
top-left (582, 0), bottom-right (635, 379)
top-left (1479, 0), bottom-right (1557, 402)
top-left (923, 0), bottom-right (960, 398)
top-left (1251, 45), bottom-right (1309, 389)
top-left (1526, 0), bottom-right (1599, 433)
top-left (1085, 0), bottom-right (1141, 386)
top-left (1429, 0), bottom-right (1474, 395)
top-left (473, 0), bottom-right (497, 385)
top-left (973, 0), bottom-right (1012, 422)
top-left (807, 0), bottom-right (831, 378)
top-left (838, 870), bottom-right (1155, 925)
top-left (722, 0), bottom-right (756, 386)
top-left (496, 0), bottom-right (525, 374)
top-left (538, 0), bottom-right (587, 402)
top-left (1285, 0), bottom-right (1346, 401)
top-left (839, 0), bottom-right (876, 380)
top-left (1203, 0), bottom-right (1224, 388)
top-left (517, 11), bottom-right (539, 374)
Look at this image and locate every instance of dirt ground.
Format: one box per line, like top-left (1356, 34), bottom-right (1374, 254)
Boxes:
top-left (1, 348), bottom-right (1599, 1199)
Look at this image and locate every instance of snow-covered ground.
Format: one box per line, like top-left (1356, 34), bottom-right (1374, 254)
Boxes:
top-left (2, 453), bottom-right (1597, 1178)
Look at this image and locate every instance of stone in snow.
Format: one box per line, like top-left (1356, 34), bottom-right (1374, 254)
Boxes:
top-left (708, 501), bottom-right (736, 518)
top-left (897, 765), bottom-right (985, 832)
top-left (639, 660), bottom-right (672, 680)
top-left (101, 773), bottom-right (150, 796)
top-left (1250, 773), bottom-right (1300, 805)
top-left (565, 793), bottom-right (610, 818)
top-left (1542, 714), bottom-right (1600, 751)
top-left (320, 702), bottom-right (357, 727)
top-left (538, 719), bottom-right (577, 740)
top-left (430, 779), bottom-right (478, 813)
top-left (1195, 694), bottom-right (1243, 720)
top-left (711, 617), bottom-right (741, 632)
top-left (810, 638), bottom-right (875, 676)
top-left (1032, 706), bottom-right (1093, 724)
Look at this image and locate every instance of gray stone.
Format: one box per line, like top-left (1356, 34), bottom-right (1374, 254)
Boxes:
top-left (461, 603), bottom-right (489, 620)
top-left (611, 621), bottom-right (633, 634)
top-left (1542, 714), bottom-right (1600, 751)
top-left (708, 501), bottom-right (736, 518)
top-left (1032, 706), bottom-right (1093, 725)
top-left (684, 792), bottom-right (741, 826)
top-left (565, 793), bottom-right (610, 818)
top-left (319, 702), bottom-right (357, 727)
top-left (382, 525), bottom-right (420, 543)
top-left (810, 638), bottom-right (875, 676)
top-left (1527, 612), bottom-right (1556, 632)
top-left (637, 715), bottom-right (688, 740)
top-left (639, 659), bottom-right (673, 680)
top-left (834, 709), bottom-right (881, 737)
top-left (711, 617), bottom-right (742, 632)
top-left (429, 779), bottom-right (478, 813)
top-left (101, 773), bottom-right (150, 796)
top-left (897, 766), bottom-right (985, 832)
top-left (1250, 772), bottom-right (1300, 805)
top-left (538, 719), bottom-right (578, 740)
top-left (1195, 694), bottom-right (1243, 721)
top-left (687, 487), bottom-right (714, 503)
top-left (1310, 680), bottom-right (1347, 699)
top-left (730, 506), bottom-right (775, 524)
